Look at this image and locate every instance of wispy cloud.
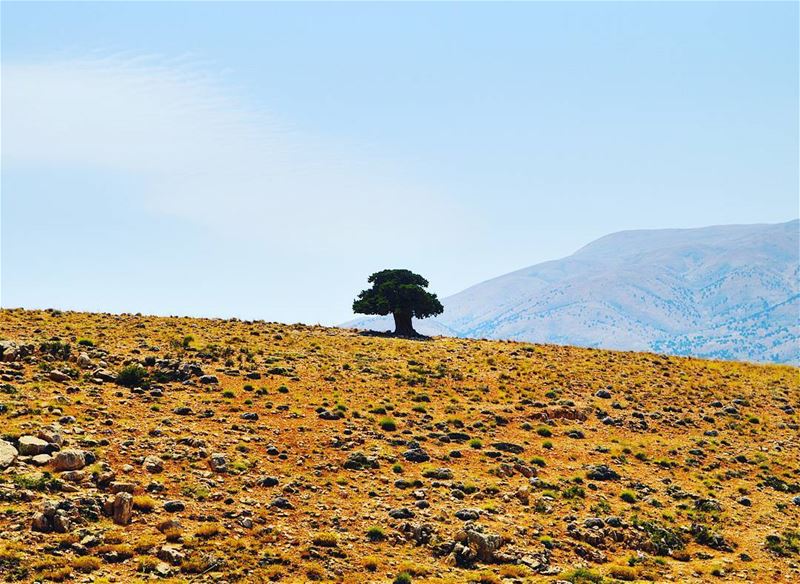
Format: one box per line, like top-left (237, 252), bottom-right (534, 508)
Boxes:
top-left (3, 55), bottom-right (465, 256)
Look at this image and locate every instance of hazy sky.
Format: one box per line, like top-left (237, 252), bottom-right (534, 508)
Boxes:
top-left (2, 2), bottom-right (798, 325)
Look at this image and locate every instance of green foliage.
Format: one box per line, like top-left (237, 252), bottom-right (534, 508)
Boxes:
top-left (116, 364), bottom-right (148, 388)
top-left (352, 269), bottom-right (444, 330)
top-left (561, 567), bottom-right (604, 583)
top-left (39, 341), bottom-right (71, 360)
top-left (12, 473), bottom-right (61, 492)
top-left (765, 530), bottom-right (800, 557)
top-left (379, 417), bottom-right (397, 431)
top-left (632, 518), bottom-right (685, 556)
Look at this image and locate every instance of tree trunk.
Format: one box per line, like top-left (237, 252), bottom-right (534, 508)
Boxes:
top-left (393, 312), bottom-right (416, 337)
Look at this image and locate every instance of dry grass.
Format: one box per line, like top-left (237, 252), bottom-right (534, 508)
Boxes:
top-left (0, 308), bottom-right (797, 583)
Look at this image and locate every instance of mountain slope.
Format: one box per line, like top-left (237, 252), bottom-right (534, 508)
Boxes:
top-left (345, 220), bottom-right (800, 364)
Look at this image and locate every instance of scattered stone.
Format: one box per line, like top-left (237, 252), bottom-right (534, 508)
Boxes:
top-left (158, 546), bottom-right (185, 565)
top-left (199, 375), bottom-right (219, 384)
top-left (257, 476), bottom-right (279, 487)
top-left (112, 492), bottom-right (133, 525)
top-left (49, 370), bottom-right (71, 382)
top-left (455, 508), bottom-right (481, 521)
top-left (18, 435), bottom-right (49, 456)
top-left (143, 456), bottom-right (164, 473)
top-left (491, 442), bottom-right (524, 454)
top-left (270, 496), bottom-right (293, 510)
top-left (31, 454), bottom-right (52, 466)
top-left (209, 453), bottom-right (228, 473)
top-left (423, 467), bottom-right (453, 480)
top-left (0, 440), bottom-right (18, 468)
top-left (586, 465), bottom-right (620, 481)
top-left (389, 507), bottom-right (415, 519)
top-left (403, 448), bottom-right (430, 463)
top-left (163, 500), bottom-right (185, 512)
top-left (343, 452), bottom-right (379, 470)
top-left (52, 449), bottom-right (86, 471)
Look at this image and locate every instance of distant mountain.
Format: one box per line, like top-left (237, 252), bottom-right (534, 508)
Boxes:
top-left (344, 220), bottom-right (800, 364)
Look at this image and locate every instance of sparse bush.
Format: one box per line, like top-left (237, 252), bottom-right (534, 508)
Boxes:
top-left (561, 567), bottom-right (603, 583)
top-left (72, 556), bottom-right (101, 573)
top-left (312, 532), bottom-right (338, 547)
top-left (363, 556), bottom-right (379, 571)
top-left (116, 364), bottom-right (148, 388)
top-left (133, 495), bottom-right (157, 512)
top-left (379, 417), bottom-right (397, 431)
top-left (608, 565), bottom-right (638, 581)
top-left (195, 523), bottom-right (222, 539)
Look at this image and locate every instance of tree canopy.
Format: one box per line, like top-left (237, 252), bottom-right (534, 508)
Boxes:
top-left (352, 269), bottom-right (444, 336)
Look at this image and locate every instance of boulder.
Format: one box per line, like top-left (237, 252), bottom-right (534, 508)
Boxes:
top-left (455, 508), bottom-right (481, 521)
top-left (49, 370), bottom-right (71, 382)
top-left (209, 453), bottom-right (228, 473)
top-left (0, 440), bottom-right (18, 469)
top-left (31, 454), bottom-right (52, 466)
top-left (403, 448), bottom-right (430, 463)
top-left (112, 492), bottom-right (133, 525)
top-left (163, 500), bottom-right (185, 512)
top-left (343, 452), bottom-right (379, 470)
top-left (143, 456), bottom-right (164, 473)
top-left (19, 435), bottom-right (50, 456)
top-left (52, 449), bottom-right (87, 471)
top-left (586, 465), bottom-right (620, 481)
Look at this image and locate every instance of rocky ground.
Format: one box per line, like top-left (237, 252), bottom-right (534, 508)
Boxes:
top-left (0, 308), bottom-right (798, 583)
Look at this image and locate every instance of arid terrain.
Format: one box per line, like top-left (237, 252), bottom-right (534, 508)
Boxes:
top-left (0, 308), bottom-right (798, 583)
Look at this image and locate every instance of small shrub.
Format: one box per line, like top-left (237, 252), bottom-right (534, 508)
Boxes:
top-left (312, 532), bottom-right (338, 547)
top-left (366, 526), bottom-right (385, 541)
top-left (195, 523), bottom-right (221, 539)
top-left (72, 556), bottom-right (101, 573)
top-left (133, 495), bottom-right (157, 512)
top-left (305, 562), bottom-right (325, 580)
top-left (536, 426), bottom-right (552, 437)
top-left (608, 565), bottom-right (638, 581)
top-left (620, 490), bottom-right (637, 503)
top-left (562, 567), bottom-right (603, 583)
top-left (363, 555), bottom-right (379, 571)
top-left (379, 417), bottom-right (397, 431)
top-left (116, 364), bottom-right (148, 388)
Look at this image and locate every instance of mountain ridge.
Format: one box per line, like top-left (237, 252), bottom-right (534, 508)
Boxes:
top-left (344, 220), bottom-right (800, 364)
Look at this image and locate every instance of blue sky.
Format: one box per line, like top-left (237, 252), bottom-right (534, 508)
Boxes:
top-left (2, 2), bottom-right (798, 324)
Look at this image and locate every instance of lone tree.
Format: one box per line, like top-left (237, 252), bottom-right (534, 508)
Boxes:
top-left (353, 269), bottom-right (444, 337)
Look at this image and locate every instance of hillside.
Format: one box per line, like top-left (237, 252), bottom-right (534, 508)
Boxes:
top-left (0, 309), bottom-right (799, 583)
top-left (346, 220), bottom-right (800, 364)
